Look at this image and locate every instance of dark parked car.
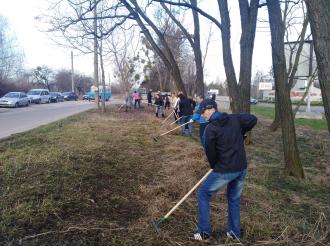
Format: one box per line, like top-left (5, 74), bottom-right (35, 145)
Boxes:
top-left (49, 92), bottom-right (64, 102)
top-left (62, 92), bottom-right (78, 101)
top-left (250, 97), bottom-right (258, 104)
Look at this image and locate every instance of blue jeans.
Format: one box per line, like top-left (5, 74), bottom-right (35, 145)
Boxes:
top-left (156, 106), bottom-right (163, 114)
top-left (197, 169), bottom-right (247, 238)
top-left (180, 115), bottom-right (192, 136)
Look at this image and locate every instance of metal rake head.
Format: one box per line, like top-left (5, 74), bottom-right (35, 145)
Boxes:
top-left (150, 218), bottom-right (161, 235)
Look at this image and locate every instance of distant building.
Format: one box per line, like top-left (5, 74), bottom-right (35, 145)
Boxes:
top-left (207, 89), bottom-right (219, 96)
top-left (262, 78), bottom-right (322, 102)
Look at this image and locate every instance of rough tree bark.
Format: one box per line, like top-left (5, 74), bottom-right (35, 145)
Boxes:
top-left (238, 0), bottom-right (259, 113)
top-left (217, 0), bottom-right (259, 113)
top-left (217, 0), bottom-right (241, 112)
top-left (267, 0), bottom-right (304, 178)
top-left (305, 0), bottom-right (330, 133)
top-left (191, 0), bottom-right (204, 97)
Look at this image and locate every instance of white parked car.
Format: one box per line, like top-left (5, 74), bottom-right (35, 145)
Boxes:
top-left (0, 92), bottom-right (30, 108)
top-left (27, 89), bottom-right (50, 104)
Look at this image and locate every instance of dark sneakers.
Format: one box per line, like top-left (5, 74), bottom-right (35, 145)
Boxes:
top-left (191, 232), bottom-right (210, 243)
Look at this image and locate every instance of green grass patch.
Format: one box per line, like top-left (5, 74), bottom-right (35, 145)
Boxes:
top-left (251, 105), bottom-right (275, 119)
top-left (251, 105), bottom-right (328, 130)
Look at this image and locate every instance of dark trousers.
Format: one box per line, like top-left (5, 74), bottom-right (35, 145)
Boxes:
top-left (134, 99), bottom-right (140, 108)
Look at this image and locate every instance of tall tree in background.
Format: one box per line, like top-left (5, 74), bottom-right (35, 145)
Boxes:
top-left (156, 0), bottom-right (259, 112)
top-left (305, 0), bottom-right (330, 133)
top-left (0, 16), bottom-right (24, 81)
top-left (121, 0), bottom-right (187, 95)
top-left (267, 0), bottom-right (304, 178)
top-left (159, 0), bottom-right (204, 96)
top-left (269, 0), bottom-right (309, 131)
top-left (108, 29), bottom-right (140, 92)
top-left (32, 66), bottom-right (53, 90)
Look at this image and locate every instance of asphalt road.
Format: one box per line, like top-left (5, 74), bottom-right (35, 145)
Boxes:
top-left (0, 101), bottom-right (99, 140)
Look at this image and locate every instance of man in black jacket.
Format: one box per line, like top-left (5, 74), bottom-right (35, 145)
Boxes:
top-left (192, 99), bottom-right (257, 243)
top-left (154, 93), bottom-right (164, 117)
top-left (147, 89), bottom-right (152, 106)
top-left (178, 93), bottom-right (196, 136)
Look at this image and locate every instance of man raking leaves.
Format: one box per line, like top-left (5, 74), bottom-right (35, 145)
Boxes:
top-left (192, 99), bottom-right (257, 243)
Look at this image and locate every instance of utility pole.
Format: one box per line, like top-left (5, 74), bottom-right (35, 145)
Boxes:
top-left (93, 0), bottom-right (99, 108)
top-left (71, 50), bottom-right (74, 92)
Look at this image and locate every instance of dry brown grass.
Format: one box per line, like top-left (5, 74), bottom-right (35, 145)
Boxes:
top-left (0, 105), bottom-right (329, 245)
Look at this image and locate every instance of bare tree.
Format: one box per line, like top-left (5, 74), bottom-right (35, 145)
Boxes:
top-left (269, 0), bottom-right (310, 131)
top-left (45, 0), bottom-right (188, 95)
top-left (305, 0), bottom-right (330, 133)
top-left (43, 0), bottom-right (126, 110)
top-left (154, 0), bottom-right (259, 113)
top-left (107, 28), bottom-right (141, 93)
top-left (32, 66), bottom-right (54, 90)
top-left (121, 0), bottom-right (187, 95)
top-left (267, 0), bottom-right (304, 178)
top-left (0, 16), bottom-right (24, 81)
top-left (158, 0), bottom-right (204, 96)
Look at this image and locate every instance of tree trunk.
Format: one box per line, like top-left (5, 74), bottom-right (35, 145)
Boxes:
top-left (217, 0), bottom-right (241, 112)
top-left (191, 0), bottom-right (204, 97)
top-left (305, 0), bottom-right (330, 133)
top-left (156, 64), bottom-right (164, 91)
top-left (270, 95), bottom-right (281, 131)
top-left (93, 0), bottom-right (100, 109)
top-left (99, 40), bottom-right (106, 113)
top-left (238, 0), bottom-right (259, 114)
top-left (267, 0), bottom-right (304, 178)
top-left (270, 13), bottom-right (309, 132)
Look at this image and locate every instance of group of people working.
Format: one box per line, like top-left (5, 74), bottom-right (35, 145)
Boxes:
top-left (124, 89), bottom-right (257, 243)
top-left (148, 90), bottom-right (208, 138)
top-left (124, 90), bottom-right (142, 111)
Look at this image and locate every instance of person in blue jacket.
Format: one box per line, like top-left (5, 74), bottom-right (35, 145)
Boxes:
top-left (191, 95), bottom-right (216, 142)
top-left (192, 99), bottom-right (257, 243)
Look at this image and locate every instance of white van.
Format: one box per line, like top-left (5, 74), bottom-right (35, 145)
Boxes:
top-left (27, 89), bottom-right (50, 104)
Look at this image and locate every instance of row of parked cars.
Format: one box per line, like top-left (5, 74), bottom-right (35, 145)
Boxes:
top-left (0, 89), bottom-right (79, 108)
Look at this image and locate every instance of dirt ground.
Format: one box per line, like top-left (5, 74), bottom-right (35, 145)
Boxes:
top-left (0, 105), bottom-right (329, 245)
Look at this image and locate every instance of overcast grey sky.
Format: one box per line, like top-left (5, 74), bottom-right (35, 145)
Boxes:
top-left (0, 0), bottom-right (273, 83)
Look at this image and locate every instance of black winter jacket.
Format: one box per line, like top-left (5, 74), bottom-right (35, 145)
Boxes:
top-left (202, 112), bottom-right (257, 173)
top-left (179, 98), bottom-right (196, 116)
top-left (155, 96), bottom-right (163, 106)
